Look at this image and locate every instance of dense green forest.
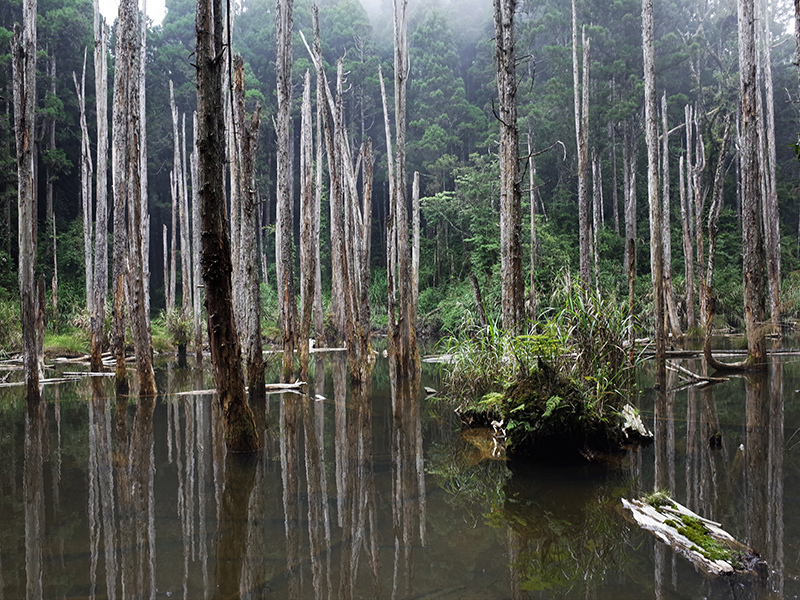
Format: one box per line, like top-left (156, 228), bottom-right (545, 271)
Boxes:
top-left (1, 0), bottom-right (799, 351)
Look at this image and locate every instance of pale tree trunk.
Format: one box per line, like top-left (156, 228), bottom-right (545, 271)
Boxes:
top-left (794, 0), bottom-right (800, 250)
top-left (379, 65), bottom-right (397, 345)
top-left (162, 224), bottom-right (169, 312)
top-left (643, 0), bottom-right (665, 366)
top-left (47, 55), bottom-right (58, 319)
top-left (233, 54), bottom-right (265, 401)
top-left (74, 56), bottom-right (94, 320)
top-left (661, 92), bottom-right (682, 341)
top-left (196, 0), bottom-right (259, 451)
top-left (591, 150), bottom-right (601, 292)
top-left (689, 105), bottom-right (707, 329)
top-left (313, 77), bottom-right (325, 344)
top-left (759, 0), bottom-right (781, 332)
top-left (139, 0), bottom-right (150, 327)
top-left (299, 70), bottom-right (315, 381)
top-left (276, 0), bottom-right (296, 381)
top-left (181, 113), bottom-right (191, 314)
top-left (572, 0), bottom-right (591, 286)
top-left (191, 112), bottom-right (203, 363)
top-left (392, 0), bottom-right (417, 374)
top-left (679, 157), bottom-right (695, 330)
top-left (115, 0), bottom-right (156, 397)
top-left (411, 170), bottom-right (420, 328)
top-left (623, 126), bottom-right (638, 276)
top-left (92, 8), bottom-right (108, 373)
top-left (528, 133), bottom-right (541, 319)
top-left (12, 0), bottom-right (42, 400)
top-left (738, 0), bottom-right (768, 369)
top-left (169, 81), bottom-right (182, 312)
top-left (495, 0), bottom-right (524, 331)
top-left (610, 122), bottom-right (620, 235)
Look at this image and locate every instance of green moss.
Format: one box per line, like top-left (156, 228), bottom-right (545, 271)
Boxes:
top-left (642, 490), bottom-right (675, 509)
top-left (674, 515), bottom-right (736, 564)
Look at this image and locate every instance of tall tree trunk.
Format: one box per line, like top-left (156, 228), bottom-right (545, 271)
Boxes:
top-left (114, 0), bottom-right (156, 397)
top-left (679, 156), bottom-right (695, 331)
top-left (572, 0), bottom-right (591, 286)
top-left (643, 0), bottom-right (665, 367)
top-left (74, 56), bottom-right (94, 321)
top-left (387, 0), bottom-right (417, 375)
top-left (276, 0), bottom-right (296, 381)
top-left (610, 122), bottom-right (620, 235)
top-left (139, 0), bottom-right (150, 327)
top-left (313, 75), bottom-right (325, 345)
top-left (661, 92), bottom-right (681, 342)
top-left (91, 4), bottom-right (109, 373)
top-left (47, 55), bottom-right (58, 320)
top-left (191, 112), bottom-right (203, 363)
top-left (233, 55), bottom-right (265, 401)
top-left (738, 0), bottom-right (768, 369)
top-left (760, 0), bottom-right (781, 332)
top-left (794, 0), bottom-right (800, 251)
top-left (169, 81), bottom-right (182, 312)
top-left (299, 70), bottom-right (315, 381)
top-left (689, 105), bottom-right (707, 329)
top-left (379, 65), bottom-right (397, 345)
top-left (12, 0), bottom-right (42, 401)
top-left (91, 76), bottom-right (109, 371)
top-left (196, 0), bottom-right (259, 451)
top-left (495, 0), bottom-right (524, 331)
top-left (411, 170), bottom-right (420, 327)
top-left (591, 150), bottom-right (601, 292)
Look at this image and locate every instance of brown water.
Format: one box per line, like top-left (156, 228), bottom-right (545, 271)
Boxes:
top-left (0, 353), bottom-right (798, 599)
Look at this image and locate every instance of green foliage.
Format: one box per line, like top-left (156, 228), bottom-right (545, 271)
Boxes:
top-left (160, 308), bottom-right (193, 348)
top-left (0, 299), bottom-right (21, 354)
top-left (44, 330), bottom-right (88, 356)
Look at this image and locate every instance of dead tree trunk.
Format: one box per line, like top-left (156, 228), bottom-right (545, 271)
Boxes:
top-left (91, 4), bottom-right (109, 372)
top-left (591, 149), bottom-right (601, 291)
top-left (74, 55), bottom-right (94, 321)
top-left (299, 70), bottom-right (315, 381)
top-left (114, 0), bottom-right (156, 397)
top-left (12, 0), bottom-right (42, 401)
top-left (760, 1), bottom-right (781, 332)
top-left (661, 92), bottom-right (682, 341)
top-left (233, 55), bottom-right (265, 401)
top-left (191, 112), bottom-right (203, 363)
top-left (572, 0), bottom-right (591, 287)
top-left (412, 170), bottom-right (420, 326)
top-left (738, 0), bottom-right (768, 369)
top-left (196, 0), bottom-right (259, 451)
top-left (276, 0), bottom-right (296, 381)
top-left (679, 156), bottom-right (695, 331)
top-left (643, 0), bottom-right (665, 367)
top-left (495, 0), bottom-right (524, 332)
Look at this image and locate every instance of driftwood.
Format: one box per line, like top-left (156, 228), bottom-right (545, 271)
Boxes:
top-left (174, 381), bottom-right (308, 398)
top-left (666, 360), bottom-right (729, 387)
top-left (620, 404), bottom-right (653, 442)
top-left (622, 496), bottom-right (765, 577)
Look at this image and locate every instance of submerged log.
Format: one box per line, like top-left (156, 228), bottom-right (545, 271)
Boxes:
top-left (622, 495), bottom-right (765, 577)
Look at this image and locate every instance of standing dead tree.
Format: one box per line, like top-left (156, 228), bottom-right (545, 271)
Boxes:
top-left (91, 0), bottom-right (109, 373)
top-left (495, 0), bottom-right (524, 331)
top-left (233, 55), bottom-right (265, 400)
top-left (572, 0), bottom-right (591, 288)
top-left (299, 70), bottom-right (316, 381)
top-left (196, 0), bottom-right (260, 450)
top-left (12, 0), bottom-right (42, 401)
top-left (738, 0), bottom-right (768, 369)
top-left (276, 0), bottom-right (297, 381)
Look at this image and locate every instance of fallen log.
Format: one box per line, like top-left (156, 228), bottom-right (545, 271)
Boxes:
top-left (173, 381), bottom-right (308, 398)
top-left (622, 495), bottom-right (765, 577)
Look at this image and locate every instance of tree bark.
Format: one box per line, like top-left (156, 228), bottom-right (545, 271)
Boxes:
top-left (411, 170), bottom-right (420, 326)
top-left (299, 70), bottom-right (315, 381)
top-left (276, 0), bottom-right (296, 381)
top-left (191, 112), bottom-right (203, 363)
top-left (661, 92), bottom-right (682, 342)
top-left (233, 55), bottom-right (265, 401)
top-left (591, 150), bottom-right (601, 292)
top-left (196, 0), bottom-right (259, 450)
top-left (91, 5), bottom-right (109, 373)
top-left (12, 0), bottom-right (42, 401)
top-left (74, 56), bottom-right (94, 321)
top-left (738, 0), bottom-right (768, 369)
top-left (679, 156), bottom-right (695, 331)
top-left (495, 0), bottom-right (524, 331)
top-left (643, 0), bottom-right (665, 367)
top-left (572, 1), bottom-right (591, 287)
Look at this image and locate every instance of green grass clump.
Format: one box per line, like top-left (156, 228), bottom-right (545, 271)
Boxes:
top-left (44, 330), bottom-right (89, 356)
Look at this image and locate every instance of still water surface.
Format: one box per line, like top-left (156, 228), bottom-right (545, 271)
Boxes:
top-left (0, 353), bottom-right (798, 599)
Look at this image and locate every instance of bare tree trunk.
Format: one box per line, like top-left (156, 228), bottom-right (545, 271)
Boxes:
top-left (139, 0), bottom-right (150, 327)
top-left (276, 0), bottom-right (296, 381)
top-left (313, 79), bottom-right (325, 345)
top-left (495, 0), bottom-right (524, 332)
top-left (74, 56), bottom-right (94, 320)
top-left (233, 55), bottom-right (265, 401)
top-left (689, 105), bottom-right (707, 329)
top-left (760, 0), bottom-right (781, 332)
top-left (379, 65), bottom-right (397, 346)
top-left (47, 55), bottom-right (58, 320)
top-left (411, 170), bottom-right (420, 325)
top-left (591, 150), bottom-right (601, 292)
top-left (528, 133), bottom-right (539, 319)
top-left (169, 81), bottom-right (183, 313)
top-left (643, 0), bottom-right (665, 367)
top-left (191, 112), bottom-right (203, 363)
top-left (738, 0), bottom-right (768, 369)
top-left (661, 92), bottom-right (682, 341)
top-left (572, 0), bottom-right (591, 286)
top-left (794, 0), bottom-right (800, 251)
top-left (196, 0), bottom-right (259, 451)
top-left (114, 0), bottom-right (156, 397)
top-left (610, 122), bottom-right (620, 235)
top-left (299, 70), bottom-right (315, 381)
top-left (623, 126), bottom-right (638, 276)
top-left (679, 157), bottom-right (695, 331)
top-left (179, 111), bottom-right (193, 315)
top-left (12, 0), bottom-right (42, 400)
top-left (91, 3), bottom-right (109, 373)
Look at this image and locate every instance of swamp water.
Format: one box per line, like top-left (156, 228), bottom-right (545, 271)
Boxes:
top-left (0, 353), bottom-right (799, 599)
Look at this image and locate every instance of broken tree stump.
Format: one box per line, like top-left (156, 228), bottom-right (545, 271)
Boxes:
top-left (622, 494), bottom-right (766, 577)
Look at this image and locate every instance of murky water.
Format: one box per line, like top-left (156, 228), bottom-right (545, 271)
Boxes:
top-left (0, 353), bottom-right (798, 599)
